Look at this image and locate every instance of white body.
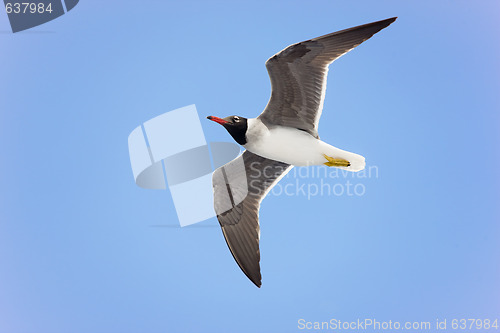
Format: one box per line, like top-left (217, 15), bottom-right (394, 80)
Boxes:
top-left (244, 119), bottom-right (365, 171)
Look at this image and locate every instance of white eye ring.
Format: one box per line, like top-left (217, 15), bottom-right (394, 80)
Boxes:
top-left (234, 116), bottom-right (240, 122)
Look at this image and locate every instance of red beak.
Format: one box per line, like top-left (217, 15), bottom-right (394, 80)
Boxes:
top-left (207, 116), bottom-right (228, 125)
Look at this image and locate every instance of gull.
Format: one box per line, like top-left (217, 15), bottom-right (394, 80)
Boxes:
top-left (207, 17), bottom-right (396, 287)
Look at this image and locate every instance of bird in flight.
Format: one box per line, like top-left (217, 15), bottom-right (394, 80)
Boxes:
top-left (207, 17), bottom-right (396, 287)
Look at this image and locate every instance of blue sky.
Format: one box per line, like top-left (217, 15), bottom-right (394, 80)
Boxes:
top-left (0, 1), bottom-right (499, 332)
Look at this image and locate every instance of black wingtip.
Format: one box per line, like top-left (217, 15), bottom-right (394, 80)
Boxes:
top-left (374, 17), bottom-right (398, 28)
top-left (251, 278), bottom-right (262, 288)
top-left (387, 17), bottom-right (398, 24)
top-left (366, 17), bottom-right (398, 29)
top-left (219, 226), bottom-right (263, 289)
top-left (359, 16), bottom-right (398, 35)
top-left (246, 271), bottom-right (262, 288)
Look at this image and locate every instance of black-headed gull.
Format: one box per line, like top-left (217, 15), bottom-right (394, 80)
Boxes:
top-left (207, 17), bottom-right (397, 287)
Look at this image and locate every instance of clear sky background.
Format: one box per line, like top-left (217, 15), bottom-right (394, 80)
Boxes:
top-left (0, 1), bottom-right (499, 332)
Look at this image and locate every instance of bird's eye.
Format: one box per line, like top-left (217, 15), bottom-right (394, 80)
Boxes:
top-left (233, 116), bottom-right (240, 122)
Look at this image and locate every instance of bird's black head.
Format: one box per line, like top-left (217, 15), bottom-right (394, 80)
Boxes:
top-left (207, 115), bottom-right (248, 145)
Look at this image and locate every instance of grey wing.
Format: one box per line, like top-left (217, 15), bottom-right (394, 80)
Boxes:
top-left (212, 150), bottom-right (291, 287)
top-left (259, 17), bottom-right (397, 138)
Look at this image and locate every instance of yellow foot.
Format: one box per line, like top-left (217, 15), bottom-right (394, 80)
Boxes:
top-left (323, 154), bottom-right (351, 167)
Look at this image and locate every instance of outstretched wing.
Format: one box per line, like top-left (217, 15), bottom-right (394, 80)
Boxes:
top-left (212, 151), bottom-right (291, 287)
top-left (259, 17), bottom-right (397, 138)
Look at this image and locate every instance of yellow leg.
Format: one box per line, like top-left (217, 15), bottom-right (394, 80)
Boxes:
top-left (323, 154), bottom-right (350, 167)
